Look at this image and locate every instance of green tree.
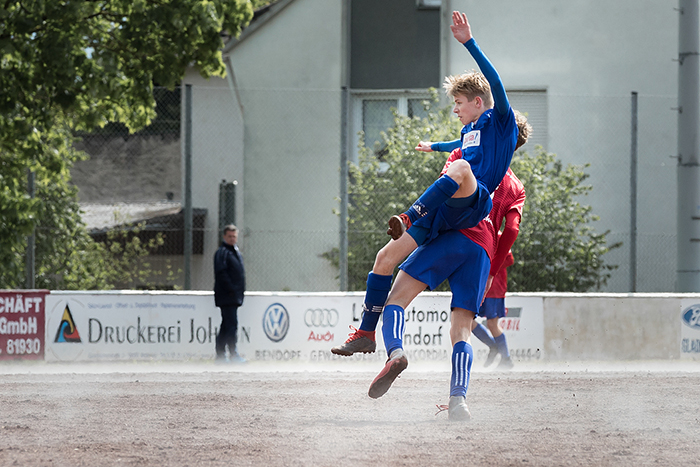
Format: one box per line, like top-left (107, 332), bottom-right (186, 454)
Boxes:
top-left (342, 99), bottom-right (618, 292)
top-left (509, 148), bottom-right (620, 291)
top-left (344, 93), bottom-right (461, 290)
top-left (0, 0), bottom-right (253, 289)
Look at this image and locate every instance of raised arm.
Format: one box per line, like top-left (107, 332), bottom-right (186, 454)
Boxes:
top-left (451, 11), bottom-right (509, 116)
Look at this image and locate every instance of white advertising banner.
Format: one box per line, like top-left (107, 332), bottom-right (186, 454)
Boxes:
top-left (236, 292), bottom-right (544, 365)
top-left (680, 299), bottom-right (700, 360)
top-left (44, 291), bottom-right (544, 364)
top-left (45, 292), bottom-right (219, 362)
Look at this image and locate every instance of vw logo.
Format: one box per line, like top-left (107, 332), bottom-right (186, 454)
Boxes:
top-left (263, 303), bottom-right (290, 342)
top-left (681, 304), bottom-right (700, 329)
top-left (304, 308), bottom-right (339, 328)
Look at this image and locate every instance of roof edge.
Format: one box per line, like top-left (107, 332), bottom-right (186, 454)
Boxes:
top-left (223, 0), bottom-right (297, 54)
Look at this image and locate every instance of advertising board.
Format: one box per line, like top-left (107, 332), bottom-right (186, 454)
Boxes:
top-left (680, 300), bottom-right (700, 360)
top-left (0, 290), bottom-right (48, 361)
top-left (45, 292), bottom-right (218, 362)
top-left (237, 293), bottom-right (544, 365)
top-left (44, 291), bottom-right (544, 364)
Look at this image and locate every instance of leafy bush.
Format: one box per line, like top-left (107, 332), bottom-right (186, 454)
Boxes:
top-left (339, 97), bottom-right (619, 292)
top-left (509, 148), bottom-right (620, 291)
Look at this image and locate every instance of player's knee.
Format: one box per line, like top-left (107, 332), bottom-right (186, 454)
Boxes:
top-left (450, 325), bottom-right (471, 345)
top-left (373, 246), bottom-right (394, 274)
top-left (486, 318), bottom-right (501, 334)
top-left (445, 159), bottom-right (473, 184)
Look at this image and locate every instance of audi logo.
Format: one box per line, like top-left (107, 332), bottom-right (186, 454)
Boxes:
top-left (304, 308), bottom-right (339, 328)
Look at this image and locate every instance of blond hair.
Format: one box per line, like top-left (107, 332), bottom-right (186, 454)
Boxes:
top-left (443, 70), bottom-right (494, 109)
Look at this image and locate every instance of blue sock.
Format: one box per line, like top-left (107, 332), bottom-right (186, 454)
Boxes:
top-left (472, 323), bottom-right (497, 349)
top-left (450, 341), bottom-right (474, 397)
top-left (359, 272), bottom-right (392, 332)
top-left (495, 333), bottom-right (510, 359)
top-left (381, 304), bottom-right (405, 355)
top-left (404, 175), bottom-right (459, 224)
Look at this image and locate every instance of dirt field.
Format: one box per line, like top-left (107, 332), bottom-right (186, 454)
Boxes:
top-left (1, 360), bottom-right (699, 467)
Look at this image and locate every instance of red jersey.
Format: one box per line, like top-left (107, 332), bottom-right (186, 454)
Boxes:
top-left (461, 167), bottom-right (525, 261)
top-left (486, 249), bottom-right (514, 298)
top-left (440, 148), bottom-right (462, 175)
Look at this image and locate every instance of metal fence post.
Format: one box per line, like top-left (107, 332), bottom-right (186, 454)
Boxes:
top-left (630, 91), bottom-right (638, 292)
top-left (677, 0), bottom-right (700, 292)
top-left (25, 169), bottom-right (35, 289)
top-left (339, 86), bottom-right (349, 291)
top-left (184, 84), bottom-right (193, 290)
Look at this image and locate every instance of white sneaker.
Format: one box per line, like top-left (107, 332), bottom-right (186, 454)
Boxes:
top-left (448, 395), bottom-right (471, 421)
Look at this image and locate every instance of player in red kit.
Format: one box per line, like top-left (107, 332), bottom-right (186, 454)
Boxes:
top-left (463, 167), bottom-right (524, 372)
top-left (471, 239), bottom-right (517, 369)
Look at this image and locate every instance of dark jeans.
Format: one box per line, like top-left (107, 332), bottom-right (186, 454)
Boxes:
top-left (215, 306), bottom-right (239, 357)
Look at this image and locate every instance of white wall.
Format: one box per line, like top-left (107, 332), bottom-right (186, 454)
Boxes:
top-left (181, 71), bottom-right (244, 291)
top-left (445, 0), bottom-right (679, 292)
top-left (536, 292), bottom-right (700, 361)
top-left (226, 0), bottom-right (344, 291)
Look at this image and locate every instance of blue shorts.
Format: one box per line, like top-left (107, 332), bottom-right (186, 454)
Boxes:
top-left (478, 298), bottom-right (506, 320)
top-left (399, 230), bottom-right (490, 313)
top-left (408, 181), bottom-right (492, 246)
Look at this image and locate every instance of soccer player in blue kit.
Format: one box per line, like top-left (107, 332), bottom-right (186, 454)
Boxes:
top-left (332, 10), bottom-right (519, 358)
top-left (372, 163), bottom-right (527, 420)
top-left (390, 10), bottom-right (518, 244)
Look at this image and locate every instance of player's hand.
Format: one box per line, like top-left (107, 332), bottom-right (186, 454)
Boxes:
top-left (415, 141), bottom-right (433, 152)
top-left (450, 11), bottom-right (473, 44)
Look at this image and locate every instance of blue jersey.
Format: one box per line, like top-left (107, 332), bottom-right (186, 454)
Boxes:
top-left (432, 38), bottom-right (517, 194)
top-left (409, 38), bottom-right (517, 246)
top-left (460, 105), bottom-right (517, 194)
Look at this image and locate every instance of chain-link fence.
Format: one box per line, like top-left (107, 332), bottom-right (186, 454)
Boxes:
top-left (68, 87), bottom-right (186, 290)
top-left (24, 85), bottom-right (679, 292)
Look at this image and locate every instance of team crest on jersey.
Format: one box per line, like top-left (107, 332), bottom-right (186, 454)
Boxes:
top-left (462, 130), bottom-right (481, 149)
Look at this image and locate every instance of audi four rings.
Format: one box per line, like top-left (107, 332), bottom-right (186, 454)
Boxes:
top-left (304, 308), bottom-right (339, 327)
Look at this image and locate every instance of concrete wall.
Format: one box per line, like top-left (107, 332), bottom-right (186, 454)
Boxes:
top-left (535, 293), bottom-right (700, 361)
top-left (445, 0), bottom-right (679, 292)
top-left (225, 0), bottom-right (343, 291)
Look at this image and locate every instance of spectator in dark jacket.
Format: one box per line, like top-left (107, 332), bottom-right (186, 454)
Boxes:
top-left (214, 224), bottom-right (246, 362)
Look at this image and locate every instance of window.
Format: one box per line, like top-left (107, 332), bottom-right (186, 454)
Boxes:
top-left (350, 91), bottom-right (431, 162)
top-left (349, 89), bottom-right (548, 163)
top-left (508, 90), bottom-right (548, 153)
top-left (361, 99), bottom-right (397, 155)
